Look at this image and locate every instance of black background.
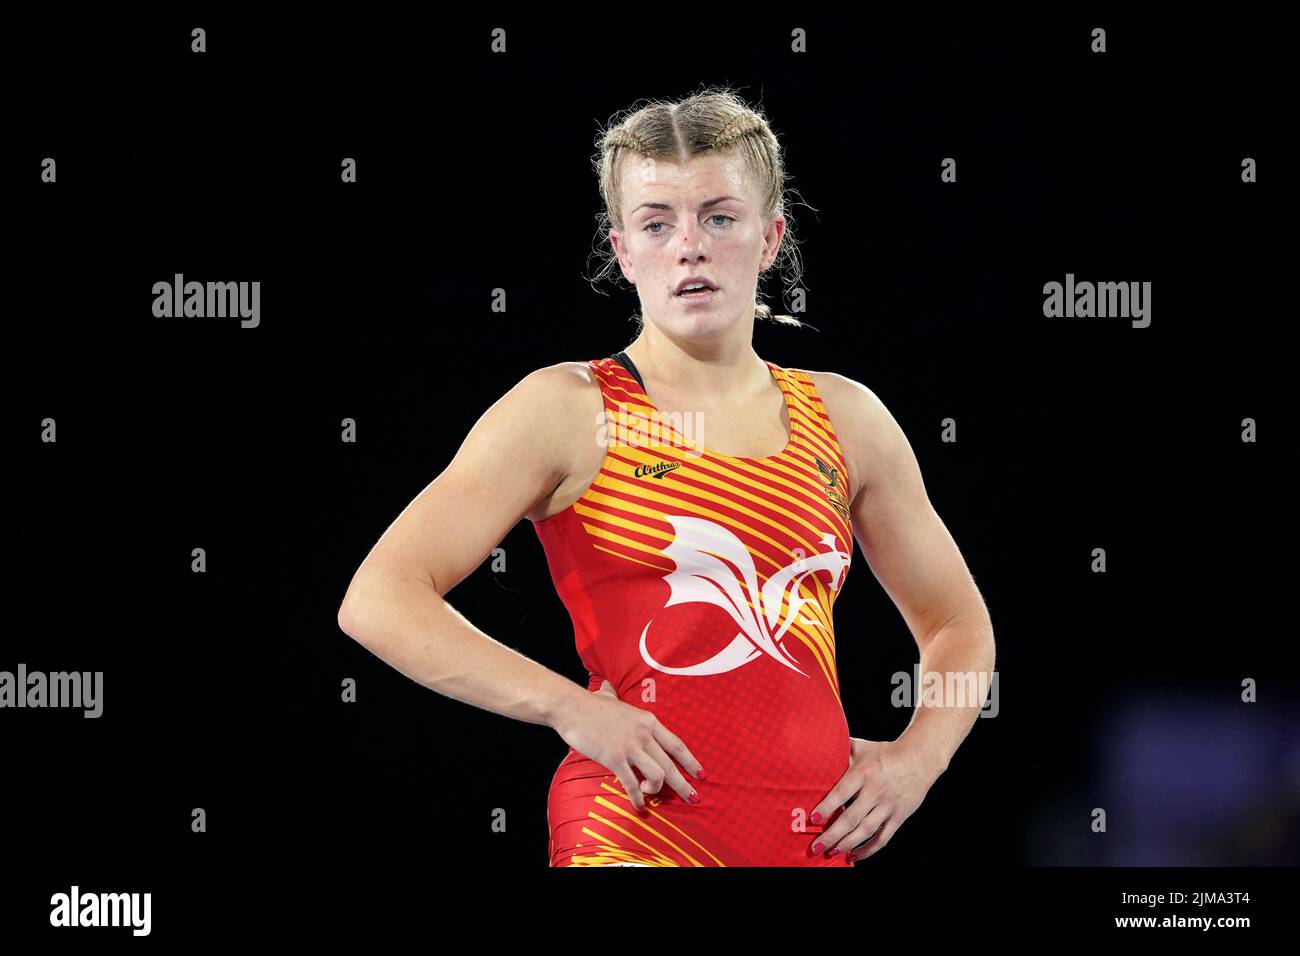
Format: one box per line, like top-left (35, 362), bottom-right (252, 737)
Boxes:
top-left (7, 6), bottom-right (1295, 933)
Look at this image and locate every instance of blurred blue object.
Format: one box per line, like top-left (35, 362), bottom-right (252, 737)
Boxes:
top-left (1097, 691), bottom-right (1300, 865)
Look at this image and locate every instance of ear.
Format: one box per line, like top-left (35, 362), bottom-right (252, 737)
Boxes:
top-left (610, 229), bottom-right (637, 284)
top-left (761, 214), bottom-right (786, 270)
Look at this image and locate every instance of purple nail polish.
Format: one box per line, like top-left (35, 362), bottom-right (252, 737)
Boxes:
top-left (811, 842), bottom-right (823, 854)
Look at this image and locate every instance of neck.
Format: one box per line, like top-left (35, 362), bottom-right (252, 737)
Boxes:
top-left (623, 326), bottom-right (769, 402)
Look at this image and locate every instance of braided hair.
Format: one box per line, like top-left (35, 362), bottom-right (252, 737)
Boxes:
top-left (589, 86), bottom-right (806, 328)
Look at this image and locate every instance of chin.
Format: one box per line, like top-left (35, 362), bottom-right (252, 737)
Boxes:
top-left (648, 298), bottom-right (743, 338)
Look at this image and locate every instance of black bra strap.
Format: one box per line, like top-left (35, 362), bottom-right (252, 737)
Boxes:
top-left (609, 351), bottom-right (646, 392)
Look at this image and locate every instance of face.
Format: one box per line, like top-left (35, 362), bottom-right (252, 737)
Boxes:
top-left (609, 151), bottom-right (784, 340)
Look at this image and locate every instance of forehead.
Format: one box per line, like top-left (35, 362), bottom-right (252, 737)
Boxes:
top-left (620, 152), bottom-right (751, 204)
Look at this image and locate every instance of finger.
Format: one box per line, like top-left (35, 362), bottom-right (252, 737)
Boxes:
top-left (832, 808), bottom-right (888, 858)
top-left (651, 720), bottom-right (706, 780)
top-left (845, 816), bottom-right (893, 862)
top-left (811, 798), bottom-right (876, 856)
top-left (808, 772), bottom-right (862, 832)
top-left (611, 760), bottom-right (647, 813)
top-left (628, 749), bottom-right (667, 797)
top-left (641, 737), bottom-right (701, 805)
top-left (806, 790), bottom-right (878, 858)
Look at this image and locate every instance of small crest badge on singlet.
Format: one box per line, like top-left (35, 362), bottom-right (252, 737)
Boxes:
top-left (814, 456), bottom-right (850, 520)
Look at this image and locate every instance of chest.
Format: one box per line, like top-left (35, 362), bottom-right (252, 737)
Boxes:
top-left (643, 388), bottom-right (791, 460)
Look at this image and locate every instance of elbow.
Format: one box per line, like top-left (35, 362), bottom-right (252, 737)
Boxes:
top-left (336, 593), bottom-right (366, 642)
top-left (337, 577), bottom-right (379, 644)
top-left (336, 568), bottom-right (435, 646)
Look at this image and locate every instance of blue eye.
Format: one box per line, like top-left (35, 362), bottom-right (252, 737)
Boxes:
top-left (643, 214), bottom-right (735, 235)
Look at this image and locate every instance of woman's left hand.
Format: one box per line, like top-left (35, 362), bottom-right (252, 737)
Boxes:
top-left (808, 736), bottom-right (941, 863)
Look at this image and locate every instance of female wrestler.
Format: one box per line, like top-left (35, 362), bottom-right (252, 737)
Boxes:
top-left (337, 88), bottom-right (996, 866)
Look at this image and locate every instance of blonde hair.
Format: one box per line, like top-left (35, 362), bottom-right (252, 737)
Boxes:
top-left (589, 85), bottom-right (808, 328)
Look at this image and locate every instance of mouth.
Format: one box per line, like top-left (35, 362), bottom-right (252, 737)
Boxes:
top-left (675, 287), bottom-right (719, 304)
top-left (675, 278), bottom-right (719, 298)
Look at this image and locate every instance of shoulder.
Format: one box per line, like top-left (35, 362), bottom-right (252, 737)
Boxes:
top-left (505, 361), bottom-right (607, 430)
top-left (506, 359), bottom-right (607, 464)
top-left (510, 360), bottom-right (603, 405)
top-left (518, 359), bottom-right (599, 387)
top-left (800, 370), bottom-right (910, 505)
top-left (798, 369), bottom-right (894, 435)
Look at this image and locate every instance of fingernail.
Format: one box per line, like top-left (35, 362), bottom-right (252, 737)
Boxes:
top-left (811, 842), bottom-right (824, 854)
top-left (696, 768), bottom-right (707, 779)
top-left (688, 791), bottom-right (700, 804)
top-left (827, 847), bottom-right (840, 856)
top-left (810, 812), bottom-right (822, 824)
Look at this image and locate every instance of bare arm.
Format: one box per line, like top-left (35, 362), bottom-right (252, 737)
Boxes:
top-left (818, 372), bottom-right (997, 778)
top-left (335, 363), bottom-right (706, 809)
top-left (336, 363), bottom-right (592, 729)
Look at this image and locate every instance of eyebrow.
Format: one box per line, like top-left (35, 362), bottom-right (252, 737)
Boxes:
top-left (631, 195), bottom-right (745, 215)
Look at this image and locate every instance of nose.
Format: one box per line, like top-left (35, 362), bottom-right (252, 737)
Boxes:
top-left (679, 232), bottom-right (705, 260)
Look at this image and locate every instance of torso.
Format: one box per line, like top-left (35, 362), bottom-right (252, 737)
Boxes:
top-left (527, 361), bottom-right (858, 523)
top-left (530, 354), bottom-right (859, 866)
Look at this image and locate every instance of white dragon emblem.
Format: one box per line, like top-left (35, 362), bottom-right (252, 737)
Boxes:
top-left (638, 515), bottom-right (850, 677)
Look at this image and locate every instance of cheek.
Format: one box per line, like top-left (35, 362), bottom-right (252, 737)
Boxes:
top-left (634, 236), bottom-right (667, 261)
top-left (723, 237), bottom-right (764, 270)
top-left (732, 226), bottom-right (765, 258)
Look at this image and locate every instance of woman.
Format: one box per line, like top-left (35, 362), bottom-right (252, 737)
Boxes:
top-left (337, 88), bottom-right (995, 866)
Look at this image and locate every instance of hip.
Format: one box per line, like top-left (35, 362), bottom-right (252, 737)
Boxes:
top-left (547, 749), bottom-right (853, 867)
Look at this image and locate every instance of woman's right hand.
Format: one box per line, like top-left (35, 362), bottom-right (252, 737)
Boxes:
top-left (554, 680), bottom-right (706, 813)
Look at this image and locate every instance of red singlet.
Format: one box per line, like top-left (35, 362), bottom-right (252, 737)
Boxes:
top-left (531, 354), bottom-right (855, 866)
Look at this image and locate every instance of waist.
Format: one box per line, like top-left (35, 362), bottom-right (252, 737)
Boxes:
top-left (550, 693), bottom-right (851, 800)
top-left (548, 745), bottom-right (852, 867)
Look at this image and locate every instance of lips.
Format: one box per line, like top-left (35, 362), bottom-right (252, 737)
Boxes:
top-left (675, 277), bottom-right (719, 295)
